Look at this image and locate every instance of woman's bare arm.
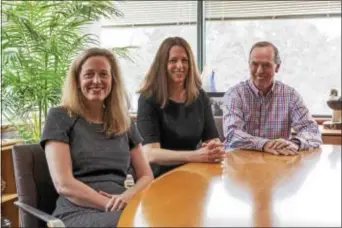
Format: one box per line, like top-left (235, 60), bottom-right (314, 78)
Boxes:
top-left (120, 144), bottom-right (154, 198)
top-left (45, 141), bottom-right (110, 211)
top-left (143, 142), bottom-right (224, 165)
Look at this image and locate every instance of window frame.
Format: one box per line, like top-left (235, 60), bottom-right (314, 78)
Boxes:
top-left (2, 1), bottom-right (340, 130)
top-left (199, 2), bottom-right (340, 117)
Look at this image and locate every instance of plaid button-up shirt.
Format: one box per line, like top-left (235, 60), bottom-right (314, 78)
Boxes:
top-left (222, 79), bottom-right (322, 151)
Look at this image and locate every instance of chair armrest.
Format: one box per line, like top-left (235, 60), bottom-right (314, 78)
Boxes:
top-left (14, 201), bottom-right (65, 227)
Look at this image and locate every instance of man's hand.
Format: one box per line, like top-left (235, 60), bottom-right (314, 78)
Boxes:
top-left (263, 139), bottom-right (299, 156)
top-left (277, 141), bottom-right (299, 155)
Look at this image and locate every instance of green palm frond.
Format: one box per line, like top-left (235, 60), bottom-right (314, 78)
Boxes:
top-left (110, 46), bottom-right (139, 62)
top-left (2, 1), bottom-right (133, 142)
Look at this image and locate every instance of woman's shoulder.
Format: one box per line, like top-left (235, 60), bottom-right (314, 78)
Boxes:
top-left (198, 88), bottom-right (207, 96)
top-left (47, 106), bottom-right (78, 124)
top-left (47, 106), bottom-right (68, 116)
top-left (197, 88), bottom-right (210, 102)
top-left (138, 93), bottom-right (158, 105)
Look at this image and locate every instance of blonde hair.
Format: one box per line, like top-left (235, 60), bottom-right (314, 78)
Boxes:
top-left (61, 47), bottom-right (131, 136)
top-left (138, 37), bottom-right (202, 108)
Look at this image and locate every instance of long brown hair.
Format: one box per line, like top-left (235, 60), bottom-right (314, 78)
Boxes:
top-left (61, 47), bottom-right (131, 136)
top-left (138, 36), bottom-right (202, 108)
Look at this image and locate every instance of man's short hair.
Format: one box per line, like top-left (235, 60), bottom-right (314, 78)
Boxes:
top-left (249, 41), bottom-right (281, 64)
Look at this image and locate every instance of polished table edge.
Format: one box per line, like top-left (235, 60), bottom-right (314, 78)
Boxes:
top-left (118, 145), bottom-right (341, 227)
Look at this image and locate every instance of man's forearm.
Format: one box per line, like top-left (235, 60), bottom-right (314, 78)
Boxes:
top-left (293, 134), bottom-right (322, 150)
top-left (294, 122), bottom-right (323, 150)
top-left (226, 129), bottom-right (269, 151)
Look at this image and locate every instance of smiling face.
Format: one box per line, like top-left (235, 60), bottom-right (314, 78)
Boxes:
top-left (167, 45), bottom-right (189, 86)
top-left (79, 56), bottom-right (112, 103)
top-left (249, 45), bottom-right (280, 92)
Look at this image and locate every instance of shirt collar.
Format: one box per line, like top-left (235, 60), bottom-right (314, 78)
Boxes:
top-left (248, 79), bottom-right (276, 97)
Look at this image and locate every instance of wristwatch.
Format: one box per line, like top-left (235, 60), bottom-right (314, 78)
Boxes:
top-left (290, 138), bottom-right (301, 149)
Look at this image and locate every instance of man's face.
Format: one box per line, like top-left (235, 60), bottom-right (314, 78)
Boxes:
top-left (249, 46), bottom-right (280, 92)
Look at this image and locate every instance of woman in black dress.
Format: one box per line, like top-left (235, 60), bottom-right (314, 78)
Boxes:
top-left (40, 48), bottom-right (153, 227)
top-left (137, 37), bottom-right (225, 178)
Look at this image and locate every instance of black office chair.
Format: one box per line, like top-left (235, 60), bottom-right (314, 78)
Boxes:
top-left (214, 116), bottom-right (224, 141)
top-left (12, 144), bottom-right (65, 228)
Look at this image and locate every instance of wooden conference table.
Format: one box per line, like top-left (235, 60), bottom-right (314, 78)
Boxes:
top-left (118, 145), bottom-right (341, 227)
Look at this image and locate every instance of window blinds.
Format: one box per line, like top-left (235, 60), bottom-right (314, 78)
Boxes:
top-left (101, 1), bottom-right (341, 27)
top-left (101, 1), bottom-right (197, 27)
top-left (205, 1), bottom-right (341, 20)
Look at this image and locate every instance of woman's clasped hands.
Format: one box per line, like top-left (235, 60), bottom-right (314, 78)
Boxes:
top-left (195, 140), bottom-right (226, 163)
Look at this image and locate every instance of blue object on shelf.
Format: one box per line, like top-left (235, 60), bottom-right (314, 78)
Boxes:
top-left (209, 70), bottom-right (217, 92)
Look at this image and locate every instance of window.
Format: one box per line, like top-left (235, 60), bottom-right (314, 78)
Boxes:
top-left (96, 0), bottom-right (341, 115)
top-left (205, 18), bottom-right (341, 115)
top-left (205, 1), bottom-right (341, 116)
top-left (99, 1), bottom-right (197, 111)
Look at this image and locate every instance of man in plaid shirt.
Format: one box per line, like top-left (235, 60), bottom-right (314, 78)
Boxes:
top-left (222, 41), bottom-right (322, 155)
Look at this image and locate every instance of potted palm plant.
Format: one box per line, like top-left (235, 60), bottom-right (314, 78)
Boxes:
top-left (1, 1), bottom-right (134, 142)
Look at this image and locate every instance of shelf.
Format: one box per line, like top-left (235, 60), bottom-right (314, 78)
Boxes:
top-left (1, 193), bottom-right (18, 203)
top-left (1, 139), bottom-right (23, 148)
top-left (1, 140), bottom-right (20, 228)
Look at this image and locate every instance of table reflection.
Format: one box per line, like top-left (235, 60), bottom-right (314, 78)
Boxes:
top-left (118, 146), bottom-right (341, 227)
top-left (203, 148), bottom-right (341, 227)
top-left (139, 169), bottom-right (211, 227)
